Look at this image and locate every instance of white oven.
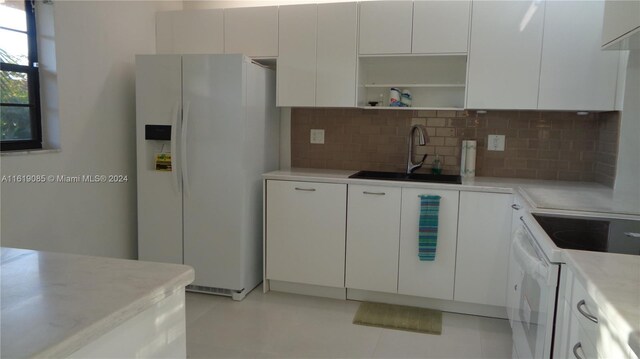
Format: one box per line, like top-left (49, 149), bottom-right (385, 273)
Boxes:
top-left (507, 217), bottom-right (560, 359)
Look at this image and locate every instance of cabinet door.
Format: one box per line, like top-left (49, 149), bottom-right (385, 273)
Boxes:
top-left (266, 180), bottom-right (346, 288)
top-left (224, 6), bottom-right (278, 58)
top-left (455, 191), bottom-right (512, 307)
top-left (277, 4), bottom-right (317, 107)
top-left (359, 1), bottom-right (413, 55)
top-left (316, 2), bottom-right (358, 107)
top-left (538, 0), bottom-right (619, 111)
top-left (412, 0), bottom-right (470, 54)
top-left (346, 185), bottom-right (401, 293)
top-left (156, 10), bottom-right (224, 54)
top-left (466, 1), bottom-right (545, 109)
top-left (398, 188), bottom-right (459, 300)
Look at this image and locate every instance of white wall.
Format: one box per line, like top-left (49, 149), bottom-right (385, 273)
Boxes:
top-left (0, 1), bottom-right (181, 258)
top-left (614, 50), bottom-right (640, 196)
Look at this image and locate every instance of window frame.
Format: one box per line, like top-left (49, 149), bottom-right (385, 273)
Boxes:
top-left (1, 0), bottom-right (42, 151)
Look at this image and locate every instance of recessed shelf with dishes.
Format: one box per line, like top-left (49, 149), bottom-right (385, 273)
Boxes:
top-left (357, 55), bottom-right (467, 109)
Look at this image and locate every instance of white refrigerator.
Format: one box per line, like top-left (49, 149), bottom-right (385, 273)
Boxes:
top-left (135, 54), bottom-right (279, 300)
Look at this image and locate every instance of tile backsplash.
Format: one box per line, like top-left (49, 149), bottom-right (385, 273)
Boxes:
top-left (290, 108), bottom-right (620, 186)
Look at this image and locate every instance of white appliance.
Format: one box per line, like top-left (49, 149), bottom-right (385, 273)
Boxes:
top-left (506, 213), bottom-right (560, 359)
top-left (135, 54), bottom-right (279, 300)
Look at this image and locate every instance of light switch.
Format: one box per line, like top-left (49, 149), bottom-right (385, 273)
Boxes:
top-left (310, 129), bottom-right (325, 144)
top-left (488, 134), bottom-right (505, 151)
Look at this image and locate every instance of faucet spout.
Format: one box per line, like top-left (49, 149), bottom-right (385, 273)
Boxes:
top-left (407, 124), bottom-right (430, 174)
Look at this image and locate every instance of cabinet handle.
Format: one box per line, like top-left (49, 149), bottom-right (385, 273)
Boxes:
top-left (572, 343), bottom-right (584, 359)
top-left (363, 191), bottom-right (385, 196)
top-left (576, 300), bottom-right (598, 323)
top-left (295, 187), bottom-right (316, 192)
top-left (511, 204), bottom-right (522, 210)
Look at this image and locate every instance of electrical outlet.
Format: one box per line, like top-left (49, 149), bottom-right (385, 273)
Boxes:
top-left (310, 129), bottom-right (325, 144)
top-left (488, 134), bottom-right (505, 151)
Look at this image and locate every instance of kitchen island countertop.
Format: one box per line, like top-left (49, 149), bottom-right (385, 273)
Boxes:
top-left (0, 247), bottom-right (194, 359)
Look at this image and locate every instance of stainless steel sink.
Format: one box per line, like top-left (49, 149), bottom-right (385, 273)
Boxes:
top-left (349, 170), bottom-right (462, 184)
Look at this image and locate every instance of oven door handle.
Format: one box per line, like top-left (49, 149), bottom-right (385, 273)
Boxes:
top-left (513, 227), bottom-right (549, 282)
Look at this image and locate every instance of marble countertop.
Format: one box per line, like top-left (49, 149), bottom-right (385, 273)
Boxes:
top-left (523, 186), bottom-right (640, 217)
top-left (263, 168), bottom-right (611, 196)
top-left (0, 248), bottom-right (194, 359)
top-left (562, 250), bottom-right (640, 358)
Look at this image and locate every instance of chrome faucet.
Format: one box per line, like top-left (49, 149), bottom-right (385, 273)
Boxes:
top-left (406, 124), bottom-right (429, 174)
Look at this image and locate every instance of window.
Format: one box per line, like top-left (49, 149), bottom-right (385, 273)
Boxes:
top-left (1, 0), bottom-right (41, 151)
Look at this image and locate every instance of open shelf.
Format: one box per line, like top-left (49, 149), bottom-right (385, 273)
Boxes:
top-left (360, 106), bottom-right (464, 111)
top-left (363, 84), bottom-right (465, 88)
top-left (357, 55), bottom-right (467, 109)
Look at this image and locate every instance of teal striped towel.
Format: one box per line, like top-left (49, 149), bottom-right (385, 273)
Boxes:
top-left (418, 195), bottom-right (441, 261)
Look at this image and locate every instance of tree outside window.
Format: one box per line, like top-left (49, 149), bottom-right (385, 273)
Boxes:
top-left (1, 0), bottom-right (41, 151)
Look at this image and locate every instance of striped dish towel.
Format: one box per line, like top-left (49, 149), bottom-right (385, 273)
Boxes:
top-left (418, 195), bottom-right (441, 261)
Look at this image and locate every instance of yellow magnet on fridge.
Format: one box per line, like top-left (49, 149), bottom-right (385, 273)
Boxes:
top-left (155, 153), bottom-right (172, 171)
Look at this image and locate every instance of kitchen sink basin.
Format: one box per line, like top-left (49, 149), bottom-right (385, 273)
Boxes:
top-left (349, 170), bottom-right (462, 184)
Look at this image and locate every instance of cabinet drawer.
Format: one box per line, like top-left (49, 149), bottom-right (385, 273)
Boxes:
top-left (568, 313), bottom-right (600, 359)
top-left (571, 276), bottom-right (601, 343)
top-left (265, 180), bottom-right (347, 288)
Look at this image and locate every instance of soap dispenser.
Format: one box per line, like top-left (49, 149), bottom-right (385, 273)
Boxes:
top-left (432, 155), bottom-right (442, 175)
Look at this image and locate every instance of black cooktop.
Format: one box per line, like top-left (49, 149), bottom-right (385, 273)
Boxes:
top-left (533, 214), bottom-right (640, 256)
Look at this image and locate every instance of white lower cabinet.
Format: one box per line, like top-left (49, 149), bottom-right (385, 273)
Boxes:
top-left (346, 185), bottom-right (401, 293)
top-left (555, 265), bottom-right (634, 359)
top-left (398, 188), bottom-right (460, 300)
top-left (265, 180), bottom-right (347, 288)
top-left (266, 178), bottom-right (514, 311)
top-left (455, 191), bottom-right (513, 307)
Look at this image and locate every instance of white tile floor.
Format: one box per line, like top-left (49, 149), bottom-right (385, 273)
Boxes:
top-left (186, 287), bottom-right (513, 359)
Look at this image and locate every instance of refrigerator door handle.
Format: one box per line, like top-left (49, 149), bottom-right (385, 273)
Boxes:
top-left (170, 99), bottom-right (181, 193)
top-left (181, 101), bottom-right (191, 197)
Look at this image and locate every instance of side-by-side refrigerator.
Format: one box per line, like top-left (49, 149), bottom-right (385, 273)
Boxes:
top-left (135, 54), bottom-right (279, 300)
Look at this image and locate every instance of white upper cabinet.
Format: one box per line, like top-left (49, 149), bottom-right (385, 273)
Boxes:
top-left (466, 1), bottom-right (545, 109)
top-left (538, 0), bottom-right (619, 111)
top-left (316, 2), bottom-right (358, 107)
top-left (156, 10), bottom-right (224, 54)
top-left (224, 6), bottom-right (278, 58)
top-left (359, 1), bottom-right (414, 55)
top-left (277, 4), bottom-right (317, 107)
top-left (412, 0), bottom-right (471, 54)
top-left (602, 0), bottom-right (640, 49)
top-left (278, 2), bottom-right (358, 107)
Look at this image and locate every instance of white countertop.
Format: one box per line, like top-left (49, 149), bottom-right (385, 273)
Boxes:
top-left (264, 168), bottom-right (640, 217)
top-left (264, 168), bottom-right (607, 194)
top-left (523, 186), bottom-right (640, 216)
top-left (264, 168), bottom-right (640, 357)
top-left (0, 248), bottom-right (194, 359)
top-left (562, 250), bottom-right (640, 358)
